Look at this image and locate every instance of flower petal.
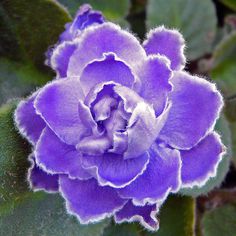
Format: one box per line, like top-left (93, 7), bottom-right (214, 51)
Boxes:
top-left (144, 26), bottom-right (186, 70)
top-left (59, 176), bottom-right (127, 223)
top-left (137, 55), bottom-right (172, 115)
top-left (118, 143), bottom-right (181, 206)
top-left (114, 200), bottom-right (159, 231)
top-left (159, 71), bottom-right (223, 150)
top-left (34, 78), bottom-right (89, 146)
top-left (50, 41), bottom-right (77, 78)
top-left (59, 4), bottom-right (104, 42)
top-left (35, 127), bottom-right (91, 180)
top-left (124, 102), bottom-right (171, 159)
top-left (28, 155), bottom-right (59, 193)
top-left (80, 152), bottom-right (149, 188)
top-left (80, 53), bottom-right (136, 95)
top-left (68, 22), bottom-right (146, 77)
top-left (14, 92), bottom-right (46, 145)
top-left (181, 132), bottom-right (225, 188)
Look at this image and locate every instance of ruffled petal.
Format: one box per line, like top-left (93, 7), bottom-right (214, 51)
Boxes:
top-left (34, 78), bottom-right (89, 146)
top-left (115, 200), bottom-right (159, 231)
top-left (59, 176), bottom-right (127, 223)
top-left (50, 41), bottom-right (77, 78)
top-left (159, 71), bottom-right (223, 150)
top-left (67, 23), bottom-right (146, 77)
top-left (80, 152), bottom-right (149, 188)
top-left (144, 26), bottom-right (186, 70)
top-left (28, 155), bottom-right (59, 193)
top-left (80, 53), bottom-right (136, 94)
top-left (181, 132), bottom-right (225, 188)
top-left (137, 55), bottom-right (172, 115)
top-left (124, 102), bottom-right (171, 159)
top-left (14, 91), bottom-right (46, 145)
top-left (59, 4), bottom-right (104, 42)
top-left (35, 127), bottom-right (91, 180)
top-left (118, 143), bottom-right (181, 205)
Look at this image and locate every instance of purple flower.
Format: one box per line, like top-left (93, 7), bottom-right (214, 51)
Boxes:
top-left (15, 4), bottom-right (225, 231)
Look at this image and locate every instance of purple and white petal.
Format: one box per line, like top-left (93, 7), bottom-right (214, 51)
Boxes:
top-left (159, 71), bottom-right (223, 150)
top-left (144, 26), bottom-right (186, 70)
top-left (124, 102), bottom-right (171, 159)
top-left (50, 41), bottom-right (77, 78)
top-left (35, 127), bottom-right (91, 180)
top-left (181, 132), bottom-right (225, 188)
top-left (14, 91), bottom-right (46, 145)
top-left (34, 78), bottom-right (88, 146)
top-left (80, 152), bottom-right (149, 188)
top-left (115, 200), bottom-right (159, 231)
top-left (28, 155), bottom-right (59, 193)
top-left (118, 143), bottom-right (181, 206)
top-left (67, 23), bottom-right (146, 77)
top-left (59, 4), bottom-right (104, 42)
top-left (59, 176), bottom-right (127, 223)
top-left (80, 53), bottom-right (136, 94)
top-left (137, 55), bottom-right (172, 115)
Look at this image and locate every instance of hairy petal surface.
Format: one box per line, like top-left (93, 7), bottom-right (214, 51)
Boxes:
top-left (144, 26), bottom-right (186, 70)
top-left (118, 143), bottom-right (181, 205)
top-left (181, 132), bottom-right (225, 188)
top-left (115, 200), bottom-right (159, 231)
top-left (35, 127), bottom-right (91, 180)
top-left (34, 78), bottom-right (88, 146)
top-left (80, 53), bottom-right (135, 94)
top-left (160, 71), bottom-right (223, 150)
top-left (59, 4), bottom-right (104, 42)
top-left (59, 176), bottom-right (127, 223)
top-left (137, 55), bottom-right (172, 115)
top-left (68, 23), bottom-right (146, 77)
top-left (50, 41), bottom-right (77, 78)
top-left (124, 102), bottom-right (171, 159)
top-left (28, 156), bottom-right (59, 193)
top-left (14, 92), bottom-right (46, 145)
top-left (80, 152), bottom-right (150, 188)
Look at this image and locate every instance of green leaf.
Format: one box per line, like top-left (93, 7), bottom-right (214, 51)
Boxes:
top-left (179, 115), bottom-right (231, 197)
top-left (146, 0), bottom-right (217, 60)
top-left (0, 58), bottom-right (50, 105)
top-left (0, 4), bottom-right (22, 60)
top-left (58, 0), bottom-right (130, 26)
top-left (103, 221), bottom-right (141, 236)
top-left (0, 101), bottom-right (31, 209)
top-left (1, 0), bottom-right (71, 67)
top-left (148, 195), bottom-right (195, 236)
top-left (0, 192), bottom-right (109, 236)
top-left (211, 32), bottom-right (236, 97)
top-left (229, 122), bottom-right (236, 166)
top-left (202, 204), bottom-right (236, 236)
top-left (220, 0), bottom-right (236, 11)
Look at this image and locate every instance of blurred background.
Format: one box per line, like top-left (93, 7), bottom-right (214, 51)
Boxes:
top-left (0, 0), bottom-right (236, 235)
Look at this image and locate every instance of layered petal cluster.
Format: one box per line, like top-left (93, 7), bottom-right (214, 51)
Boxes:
top-left (15, 4), bottom-right (225, 232)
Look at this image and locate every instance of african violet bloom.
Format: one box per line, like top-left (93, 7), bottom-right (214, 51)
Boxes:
top-left (15, 4), bottom-right (225, 231)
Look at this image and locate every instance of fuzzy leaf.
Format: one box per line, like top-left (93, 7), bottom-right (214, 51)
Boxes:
top-left (146, 0), bottom-right (217, 60)
top-left (220, 0), bottom-right (236, 11)
top-left (149, 195), bottom-right (195, 236)
top-left (0, 192), bottom-right (109, 236)
top-left (103, 222), bottom-right (140, 236)
top-left (202, 204), bottom-right (236, 236)
top-left (0, 101), bottom-right (31, 209)
top-left (1, 0), bottom-right (71, 67)
top-left (211, 32), bottom-right (236, 97)
top-left (0, 58), bottom-right (50, 105)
